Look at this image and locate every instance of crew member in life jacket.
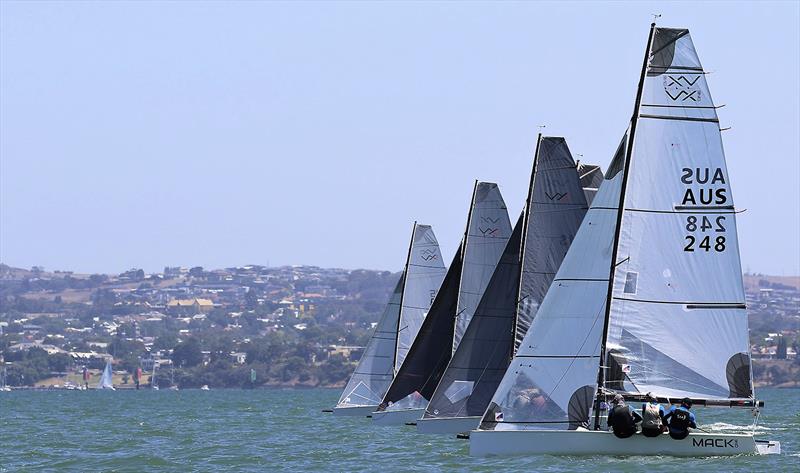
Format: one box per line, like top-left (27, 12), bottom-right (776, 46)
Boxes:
top-left (664, 398), bottom-right (697, 440)
top-left (607, 394), bottom-right (641, 439)
top-left (640, 392), bottom-right (666, 438)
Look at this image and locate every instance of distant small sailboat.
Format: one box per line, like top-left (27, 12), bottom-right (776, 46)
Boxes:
top-left (97, 359), bottom-right (115, 390)
top-left (333, 223), bottom-right (447, 416)
top-left (373, 181), bottom-right (512, 425)
top-left (0, 367), bottom-right (11, 392)
top-left (151, 363), bottom-right (159, 390)
top-left (201, 384), bottom-right (210, 391)
top-left (169, 366), bottom-right (179, 391)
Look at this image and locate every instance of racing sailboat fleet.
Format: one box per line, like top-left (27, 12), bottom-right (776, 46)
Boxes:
top-left (331, 23), bottom-right (780, 456)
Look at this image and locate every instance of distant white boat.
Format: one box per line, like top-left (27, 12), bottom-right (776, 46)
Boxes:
top-left (97, 360), bottom-right (115, 390)
top-left (0, 367), bottom-right (10, 392)
top-left (200, 385), bottom-right (210, 391)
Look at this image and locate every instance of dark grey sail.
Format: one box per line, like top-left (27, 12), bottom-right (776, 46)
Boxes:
top-left (514, 136), bottom-right (594, 349)
top-left (423, 214), bottom-right (523, 419)
top-left (423, 136), bottom-right (594, 425)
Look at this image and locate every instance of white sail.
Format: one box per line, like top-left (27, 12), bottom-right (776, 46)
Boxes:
top-left (453, 182), bottom-right (513, 352)
top-left (395, 224), bottom-right (447, 370)
top-left (97, 359), bottom-right (115, 390)
top-left (336, 276), bottom-right (404, 408)
top-left (604, 27), bottom-right (752, 400)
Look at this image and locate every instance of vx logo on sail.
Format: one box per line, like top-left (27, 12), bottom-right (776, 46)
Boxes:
top-left (664, 75), bottom-right (701, 102)
top-left (420, 249), bottom-right (438, 261)
top-left (545, 191), bottom-right (568, 201)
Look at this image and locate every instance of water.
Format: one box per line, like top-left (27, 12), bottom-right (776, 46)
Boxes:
top-left (1, 388), bottom-right (797, 472)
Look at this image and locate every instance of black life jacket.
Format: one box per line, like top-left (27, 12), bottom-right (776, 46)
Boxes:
top-left (669, 407), bottom-right (691, 431)
top-left (610, 405), bottom-right (635, 432)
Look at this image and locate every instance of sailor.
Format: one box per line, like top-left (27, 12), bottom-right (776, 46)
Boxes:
top-left (607, 394), bottom-right (641, 439)
top-left (664, 398), bottom-right (697, 440)
top-left (640, 392), bottom-right (666, 438)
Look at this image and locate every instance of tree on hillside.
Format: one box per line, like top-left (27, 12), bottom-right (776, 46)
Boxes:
top-left (172, 337), bottom-right (203, 367)
top-left (777, 337), bottom-right (788, 360)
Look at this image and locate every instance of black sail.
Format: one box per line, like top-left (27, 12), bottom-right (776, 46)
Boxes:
top-left (424, 214), bottom-right (523, 418)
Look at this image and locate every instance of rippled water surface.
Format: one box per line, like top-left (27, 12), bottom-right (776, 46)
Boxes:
top-left (1, 388), bottom-right (798, 471)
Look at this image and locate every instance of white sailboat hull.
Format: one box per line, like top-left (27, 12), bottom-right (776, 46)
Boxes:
top-left (371, 408), bottom-right (424, 425)
top-left (469, 429), bottom-right (780, 457)
top-left (332, 405), bottom-right (377, 417)
top-left (417, 416), bottom-right (480, 434)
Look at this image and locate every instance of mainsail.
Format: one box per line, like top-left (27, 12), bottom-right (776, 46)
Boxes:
top-left (480, 24), bottom-right (753, 433)
top-left (379, 182), bottom-right (511, 410)
top-left (424, 137), bottom-right (595, 422)
top-left (336, 223), bottom-right (445, 409)
top-left (98, 359), bottom-right (114, 390)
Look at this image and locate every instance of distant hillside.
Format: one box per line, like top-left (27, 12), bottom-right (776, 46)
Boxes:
top-left (744, 274), bottom-right (800, 292)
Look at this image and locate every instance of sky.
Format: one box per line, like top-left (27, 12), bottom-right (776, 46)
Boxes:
top-left (1, 1), bottom-right (798, 276)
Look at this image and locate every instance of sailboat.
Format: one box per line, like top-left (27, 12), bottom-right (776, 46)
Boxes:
top-left (151, 363), bottom-right (159, 390)
top-left (169, 365), bottom-right (179, 391)
top-left (97, 359), bottom-right (115, 390)
top-left (0, 366), bottom-right (11, 392)
top-left (372, 181), bottom-right (512, 425)
top-left (470, 24), bottom-right (780, 456)
top-left (333, 223), bottom-right (447, 416)
top-left (418, 137), bottom-right (601, 434)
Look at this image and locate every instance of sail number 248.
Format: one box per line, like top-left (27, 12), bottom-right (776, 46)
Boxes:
top-left (684, 215), bottom-right (726, 252)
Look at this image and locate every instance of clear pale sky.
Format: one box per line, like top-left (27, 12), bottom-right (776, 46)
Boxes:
top-left (1, 1), bottom-right (798, 275)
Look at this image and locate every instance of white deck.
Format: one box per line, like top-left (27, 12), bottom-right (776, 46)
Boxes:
top-left (469, 429), bottom-right (780, 457)
top-left (370, 408), bottom-right (424, 426)
top-left (416, 416), bottom-right (480, 434)
top-left (332, 405), bottom-right (377, 417)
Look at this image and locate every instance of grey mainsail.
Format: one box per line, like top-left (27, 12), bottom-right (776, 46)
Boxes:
top-left (395, 224), bottom-right (447, 370)
top-left (379, 182), bottom-right (511, 411)
top-left (480, 24), bottom-right (754, 434)
top-left (424, 137), bottom-right (595, 422)
top-left (336, 223), bottom-right (445, 410)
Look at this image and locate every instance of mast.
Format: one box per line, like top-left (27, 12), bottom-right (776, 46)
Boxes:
top-left (593, 22), bottom-right (657, 430)
top-left (452, 181), bottom-right (478, 354)
top-left (392, 221), bottom-right (417, 373)
top-left (509, 133), bottom-right (542, 359)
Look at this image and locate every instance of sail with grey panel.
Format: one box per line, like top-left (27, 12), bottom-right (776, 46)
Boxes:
top-left (452, 182), bottom-right (514, 353)
top-left (479, 24), bottom-right (756, 435)
top-left (334, 223), bottom-right (445, 414)
top-left (603, 26), bottom-right (752, 401)
top-left (395, 224), bottom-right (447, 370)
top-left (422, 137), bottom-right (595, 428)
top-left (378, 182), bottom-right (511, 413)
